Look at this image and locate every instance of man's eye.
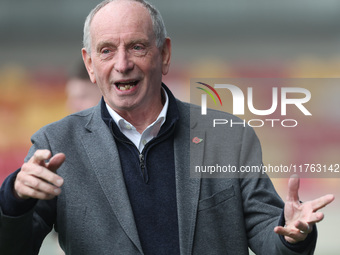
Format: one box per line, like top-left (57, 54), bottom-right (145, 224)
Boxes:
top-left (102, 49), bottom-right (111, 54)
top-left (133, 45), bottom-right (143, 51)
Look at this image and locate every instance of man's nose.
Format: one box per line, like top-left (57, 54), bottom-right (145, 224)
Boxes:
top-left (114, 49), bottom-right (134, 73)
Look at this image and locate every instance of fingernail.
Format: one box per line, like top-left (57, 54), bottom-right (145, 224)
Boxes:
top-left (56, 179), bottom-right (64, 186)
top-left (54, 188), bottom-right (61, 195)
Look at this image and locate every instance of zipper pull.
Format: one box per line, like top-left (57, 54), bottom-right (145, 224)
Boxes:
top-left (139, 153), bottom-right (149, 183)
top-left (139, 153), bottom-right (145, 176)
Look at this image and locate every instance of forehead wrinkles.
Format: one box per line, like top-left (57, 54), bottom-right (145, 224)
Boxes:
top-left (90, 1), bottom-right (155, 46)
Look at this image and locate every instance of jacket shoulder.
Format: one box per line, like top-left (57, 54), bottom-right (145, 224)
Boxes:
top-left (33, 106), bottom-right (97, 139)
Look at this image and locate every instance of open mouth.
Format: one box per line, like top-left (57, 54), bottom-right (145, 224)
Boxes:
top-left (114, 80), bottom-right (139, 91)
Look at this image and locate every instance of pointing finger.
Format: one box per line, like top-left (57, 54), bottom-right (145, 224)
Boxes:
top-left (30, 150), bottom-right (52, 166)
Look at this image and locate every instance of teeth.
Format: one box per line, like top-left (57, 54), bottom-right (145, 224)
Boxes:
top-left (117, 80), bottom-right (138, 91)
top-left (118, 84), bottom-right (136, 91)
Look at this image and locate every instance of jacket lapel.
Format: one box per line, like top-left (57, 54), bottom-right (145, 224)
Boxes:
top-left (174, 102), bottom-right (203, 254)
top-left (81, 104), bottom-right (143, 254)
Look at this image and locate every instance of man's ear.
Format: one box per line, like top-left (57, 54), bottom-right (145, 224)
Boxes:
top-left (82, 48), bottom-right (96, 84)
top-left (161, 38), bottom-right (171, 75)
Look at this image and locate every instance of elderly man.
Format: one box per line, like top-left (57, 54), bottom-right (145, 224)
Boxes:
top-left (0, 0), bottom-right (334, 254)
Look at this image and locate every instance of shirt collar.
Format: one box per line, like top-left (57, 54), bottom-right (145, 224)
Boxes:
top-left (106, 87), bottom-right (169, 134)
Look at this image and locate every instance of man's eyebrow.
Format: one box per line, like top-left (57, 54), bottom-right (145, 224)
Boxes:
top-left (127, 39), bottom-right (150, 46)
top-left (96, 41), bottom-right (115, 52)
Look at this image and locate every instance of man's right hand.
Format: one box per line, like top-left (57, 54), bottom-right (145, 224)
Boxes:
top-left (14, 149), bottom-right (65, 200)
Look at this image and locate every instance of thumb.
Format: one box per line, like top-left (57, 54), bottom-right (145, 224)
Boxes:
top-left (47, 153), bottom-right (66, 173)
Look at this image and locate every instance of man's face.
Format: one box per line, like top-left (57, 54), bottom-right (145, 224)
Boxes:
top-left (82, 1), bottom-right (171, 114)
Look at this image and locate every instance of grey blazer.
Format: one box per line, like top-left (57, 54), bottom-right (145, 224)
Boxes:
top-left (0, 100), bottom-right (316, 255)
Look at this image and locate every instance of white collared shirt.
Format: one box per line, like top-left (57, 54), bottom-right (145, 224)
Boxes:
top-left (106, 88), bottom-right (169, 152)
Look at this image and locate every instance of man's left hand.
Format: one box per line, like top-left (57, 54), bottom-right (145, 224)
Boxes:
top-left (274, 175), bottom-right (335, 243)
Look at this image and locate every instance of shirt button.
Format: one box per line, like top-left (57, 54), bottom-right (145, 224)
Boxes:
top-left (142, 139), bottom-right (147, 145)
top-left (125, 124), bottom-right (132, 130)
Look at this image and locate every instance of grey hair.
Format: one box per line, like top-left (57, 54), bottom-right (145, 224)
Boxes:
top-left (83, 0), bottom-right (167, 53)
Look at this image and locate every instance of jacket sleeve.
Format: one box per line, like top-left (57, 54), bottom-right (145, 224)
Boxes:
top-left (0, 130), bottom-right (57, 255)
top-left (239, 125), bottom-right (317, 255)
